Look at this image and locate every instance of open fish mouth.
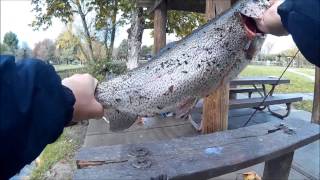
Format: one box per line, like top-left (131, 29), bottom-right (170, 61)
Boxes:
top-left (240, 13), bottom-right (264, 39)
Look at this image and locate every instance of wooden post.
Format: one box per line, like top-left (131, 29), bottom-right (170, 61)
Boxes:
top-left (312, 67), bottom-right (320, 124)
top-left (263, 152), bottom-right (294, 180)
top-left (153, 0), bottom-right (167, 54)
top-left (202, 0), bottom-right (231, 134)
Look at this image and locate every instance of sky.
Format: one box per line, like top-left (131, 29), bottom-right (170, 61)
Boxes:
top-left (1, 0), bottom-right (295, 53)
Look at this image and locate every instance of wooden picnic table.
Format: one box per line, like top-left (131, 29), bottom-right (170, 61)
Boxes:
top-left (190, 76), bottom-right (301, 131)
top-left (228, 76), bottom-right (301, 119)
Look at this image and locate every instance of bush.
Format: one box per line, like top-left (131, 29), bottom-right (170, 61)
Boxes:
top-left (88, 59), bottom-right (127, 81)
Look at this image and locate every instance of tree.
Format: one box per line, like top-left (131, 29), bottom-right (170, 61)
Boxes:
top-left (31, 0), bottom-right (95, 62)
top-left (127, 7), bottom-right (144, 69)
top-left (33, 39), bottom-right (56, 62)
top-left (116, 39), bottom-right (128, 60)
top-left (92, 40), bottom-right (108, 61)
top-left (280, 47), bottom-right (310, 67)
top-left (94, 0), bottom-right (142, 59)
top-left (0, 43), bottom-right (9, 54)
top-left (94, 0), bottom-right (120, 58)
top-left (55, 28), bottom-right (83, 64)
top-left (3, 31), bottom-right (19, 54)
top-left (16, 42), bottom-right (32, 60)
top-left (167, 11), bottom-right (206, 38)
top-left (140, 45), bottom-right (152, 58)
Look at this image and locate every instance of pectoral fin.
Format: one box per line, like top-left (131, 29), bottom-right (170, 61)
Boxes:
top-left (105, 109), bottom-right (138, 132)
top-left (175, 98), bottom-right (198, 118)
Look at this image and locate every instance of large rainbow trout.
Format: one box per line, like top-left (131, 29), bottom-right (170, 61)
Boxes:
top-left (96, 0), bottom-right (269, 131)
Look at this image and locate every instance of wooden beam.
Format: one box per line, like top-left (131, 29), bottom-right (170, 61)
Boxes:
top-left (137, 0), bottom-right (238, 13)
top-left (136, 0), bottom-right (155, 7)
top-left (214, 0), bottom-right (231, 14)
top-left (153, 0), bottom-right (167, 54)
top-left (312, 67), bottom-right (320, 124)
top-left (138, 0), bottom-right (206, 13)
top-left (167, 0), bottom-right (206, 13)
top-left (202, 0), bottom-right (231, 134)
top-left (205, 0), bottom-right (215, 19)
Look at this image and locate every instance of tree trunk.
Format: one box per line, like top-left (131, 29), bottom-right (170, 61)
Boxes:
top-left (108, 0), bottom-right (118, 59)
top-left (76, 1), bottom-right (94, 63)
top-left (127, 7), bottom-right (144, 70)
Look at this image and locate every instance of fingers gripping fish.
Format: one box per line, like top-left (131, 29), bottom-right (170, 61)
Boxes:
top-left (95, 0), bottom-right (269, 131)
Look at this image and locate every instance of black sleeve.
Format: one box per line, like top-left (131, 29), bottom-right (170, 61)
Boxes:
top-left (0, 55), bottom-right (75, 179)
top-left (278, 0), bottom-right (320, 67)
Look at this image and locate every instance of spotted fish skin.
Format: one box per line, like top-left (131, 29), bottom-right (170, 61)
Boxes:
top-left (95, 0), bottom-right (269, 131)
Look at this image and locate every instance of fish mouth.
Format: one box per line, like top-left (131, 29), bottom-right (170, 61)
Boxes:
top-left (240, 14), bottom-right (263, 39)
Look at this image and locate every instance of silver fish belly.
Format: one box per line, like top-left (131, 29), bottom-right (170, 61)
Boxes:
top-left (95, 0), bottom-right (268, 131)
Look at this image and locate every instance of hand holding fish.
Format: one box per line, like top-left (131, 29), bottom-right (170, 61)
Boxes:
top-left (255, 0), bottom-right (288, 36)
top-left (62, 74), bottom-right (104, 122)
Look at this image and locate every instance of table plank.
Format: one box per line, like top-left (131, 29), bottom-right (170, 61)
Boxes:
top-left (229, 96), bottom-right (302, 109)
top-left (230, 77), bottom-right (290, 86)
top-left (74, 119), bottom-right (319, 180)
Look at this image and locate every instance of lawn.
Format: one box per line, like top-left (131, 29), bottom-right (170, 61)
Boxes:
top-left (293, 67), bottom-right (315, 76)
top-left (240, 65), bottom-right (315, 113)
top-left (30, 128), bottom-right (79, 179)
top-left (240, 65), bottom-right (314, 93)
top-left (293, 100), bottom-right (313, 112)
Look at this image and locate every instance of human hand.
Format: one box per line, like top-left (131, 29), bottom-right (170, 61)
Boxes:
top-left (62, 74), bottom-right (104, 122)
top-left (255, 0), bottom-right (288, 36)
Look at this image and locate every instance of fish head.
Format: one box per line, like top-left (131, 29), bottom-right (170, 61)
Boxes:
top-left (237, 0), bottom-right (270, 40)
top-left (236, 0), bottom-right (270, 58)
top-left (239, 0), bottom-right (270, 19)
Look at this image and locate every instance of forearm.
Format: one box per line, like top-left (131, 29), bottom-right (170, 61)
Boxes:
top-left (0, 55), bottom-right (75, 179)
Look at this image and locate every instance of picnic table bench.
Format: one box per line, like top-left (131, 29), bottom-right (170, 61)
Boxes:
top-left (229, 77), bottom-right (302, 118)
top-left (74, 119), bottom-right (320, 180)
top-left (190, 77), bottom-right (302, 131)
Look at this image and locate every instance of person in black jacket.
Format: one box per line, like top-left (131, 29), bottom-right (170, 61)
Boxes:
top-left (0, 55), bottom-right (104, 179)
top-left (255, 0), bottom-right (320, 67)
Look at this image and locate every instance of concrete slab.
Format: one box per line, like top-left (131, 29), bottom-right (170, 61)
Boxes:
top-left (293, 141), bottom-right (320, 179)
top-left (212, 162), bottom-right (310, 180)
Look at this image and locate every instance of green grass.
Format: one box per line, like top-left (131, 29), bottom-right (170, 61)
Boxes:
top-left (30, 128), bottom-right (78, 180)
top-left (240, 65), bottom-right (314, 93)
top-left (53, 64), bottom-right (84, 71)
top-left (293, 67), bottom-right (315, 76)
top-left (293, 100), bottom-right (313, 112)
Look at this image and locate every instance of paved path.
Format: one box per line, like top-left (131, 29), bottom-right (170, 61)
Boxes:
top-left (288, 68), bottom-right (315, 81)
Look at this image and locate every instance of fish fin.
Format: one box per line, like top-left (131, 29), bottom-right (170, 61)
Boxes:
top-left (105, 109), bottom-right (137, 132)
top-left (175, 98), bottom-right (198, 118)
